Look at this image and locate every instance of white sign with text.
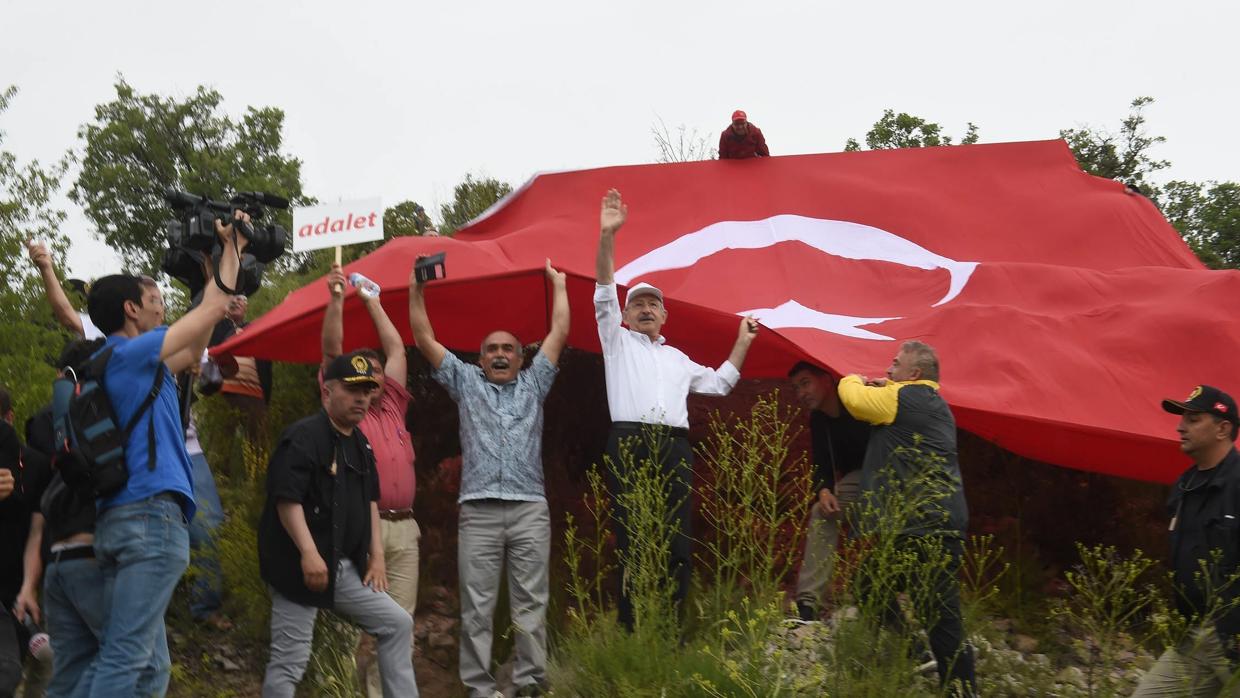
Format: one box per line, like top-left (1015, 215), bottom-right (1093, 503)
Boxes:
top-left (292, 198), bottom-right (384, 252)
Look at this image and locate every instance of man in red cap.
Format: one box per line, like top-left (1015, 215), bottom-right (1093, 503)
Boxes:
top-left (718, 109), bottom-right (769, 159)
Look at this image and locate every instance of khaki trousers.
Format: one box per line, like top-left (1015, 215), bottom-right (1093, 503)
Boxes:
top-left (794, 469), bottom-right (862, 611)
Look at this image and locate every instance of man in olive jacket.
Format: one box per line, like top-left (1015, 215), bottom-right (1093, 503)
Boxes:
top-left (258, 352), bottom-right (417, 697)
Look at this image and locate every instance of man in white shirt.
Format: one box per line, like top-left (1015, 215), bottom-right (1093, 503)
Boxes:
top-left (593, 189), bottom-right (758, 630)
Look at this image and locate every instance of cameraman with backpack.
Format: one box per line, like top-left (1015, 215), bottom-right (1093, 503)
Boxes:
top-left (81, 213), bottom-right (249, 697)
top-left (29, 240), bottom-right (233, 633)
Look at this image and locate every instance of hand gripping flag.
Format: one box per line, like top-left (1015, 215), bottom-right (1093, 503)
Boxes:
top-left (213, 140), bottom-right (1240, 483)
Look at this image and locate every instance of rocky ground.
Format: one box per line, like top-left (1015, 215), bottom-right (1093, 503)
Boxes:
top-left (769, 610), bottom-right (1157, 697)
top-left (159, 599), bottom-right (1162, 697)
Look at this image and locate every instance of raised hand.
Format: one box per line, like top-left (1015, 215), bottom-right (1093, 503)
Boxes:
top-left (215, 210), bottom-right (253, 252)
top-left (737, 315), bottom-right (759, 343)
top-left (327, 263), bottom-right (346, 299)
top-left (545, 258), bottom-right (566, 287)
top-left (600, 189), bottom-right (628, 235)
top-left (26, 240), bottom-right (52, 270)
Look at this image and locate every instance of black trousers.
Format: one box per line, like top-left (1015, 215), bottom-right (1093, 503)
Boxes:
top-left (860, 535), bottom-right (976, 694)
top-left (604, 424), bottom-right (694, 631)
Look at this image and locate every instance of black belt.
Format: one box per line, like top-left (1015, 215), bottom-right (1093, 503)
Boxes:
top-left (49, 547), bottom-right (95, 564)
top-left (611, 421), bottom-right (689, 439)
top-left (379, 508), bottom-right (416, 522)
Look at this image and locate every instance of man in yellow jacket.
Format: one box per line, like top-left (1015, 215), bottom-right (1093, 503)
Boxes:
top-left (838, 340), bottom-right (975, 695)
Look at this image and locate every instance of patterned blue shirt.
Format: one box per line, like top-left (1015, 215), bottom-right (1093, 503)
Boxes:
top-left (432, 350), bottom-right (558, 503)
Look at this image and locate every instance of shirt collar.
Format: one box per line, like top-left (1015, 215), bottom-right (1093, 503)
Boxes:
top-left (627, 328), bottom-right (666, 346)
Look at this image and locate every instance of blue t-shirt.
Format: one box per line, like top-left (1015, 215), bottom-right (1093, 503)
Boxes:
top-left (98, 328), bottom-right (196, 520)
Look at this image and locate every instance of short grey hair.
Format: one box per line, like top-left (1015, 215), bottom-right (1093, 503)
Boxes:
top-left (900, 340), bottom-right (940, 381)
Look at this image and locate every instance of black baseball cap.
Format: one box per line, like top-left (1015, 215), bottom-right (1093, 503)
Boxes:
top-left (1162, 385), bottom-right (1239, 425)
top-left (323, 351), bottom-right (380, 389)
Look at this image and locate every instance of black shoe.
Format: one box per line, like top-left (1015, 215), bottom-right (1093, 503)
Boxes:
top-left (796, 601), bottom-right (816, 622)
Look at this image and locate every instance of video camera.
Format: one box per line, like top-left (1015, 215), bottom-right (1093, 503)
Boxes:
top-left (160, 190), bottom-right (290, 299)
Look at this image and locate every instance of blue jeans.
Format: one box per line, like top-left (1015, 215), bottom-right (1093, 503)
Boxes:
top-left (88, 495), bottom-right (190, 698)
top-left (44, 556), bottom-right (105, 698)
top-left (188, 451), bottom-right (225, 619)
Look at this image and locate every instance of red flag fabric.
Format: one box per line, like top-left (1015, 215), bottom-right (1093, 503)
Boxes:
top-left (214, 140), bottom-right (1240, 483)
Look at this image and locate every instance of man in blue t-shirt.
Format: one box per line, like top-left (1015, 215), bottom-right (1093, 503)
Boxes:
top-left (82, 215), bottom-right (249, 697)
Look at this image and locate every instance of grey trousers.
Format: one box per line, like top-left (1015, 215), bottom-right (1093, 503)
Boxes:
top-left (1132, 627), bottom-right (1240, 696)
top-left (458, 499), bottom-right (551, 698)
top-left (362, 518), bottom-right (421, 698)
top-left (794, 469), bottom-right (862, 611)
top-left (263, 560), bottom-right (418, 698)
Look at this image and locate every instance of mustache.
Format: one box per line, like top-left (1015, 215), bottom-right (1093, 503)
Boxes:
top-left (489, 358), bottom-right (511, 369)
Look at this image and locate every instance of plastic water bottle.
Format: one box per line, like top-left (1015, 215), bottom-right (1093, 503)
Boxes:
top-left (348, 272), bottom-right (381, 299)
top-left (24, 619), bottom-right (52, 664)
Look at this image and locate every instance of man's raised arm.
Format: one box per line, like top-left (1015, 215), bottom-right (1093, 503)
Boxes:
top-left (407, 259), bottom-right (448, 369)
top-left (321, 263), bottom-right (346, 371)
top-left (26, 240), bottom-right (84, 336)
top-left (161, 213), bottom-right (248, 374)
top-left (726, 315), bottom-right (759, 373)
top-left (363, 294), bottom-right (407, 387)
top-left (540, 259), bottom-right (570, 366)
top-left (595, 189), bottom-right (627, 285)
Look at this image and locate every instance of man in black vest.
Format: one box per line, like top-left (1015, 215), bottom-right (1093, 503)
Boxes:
top-left (838, 340), bottom-right (975, 694)
top-left (1132, 385), bottom-right (1240, 696)
top-left (258, 352), bottom-right (417, 697)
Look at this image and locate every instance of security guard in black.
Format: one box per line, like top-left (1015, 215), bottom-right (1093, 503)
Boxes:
top-left (1162, 385), bottom-right (1240, 646)
top-left (259, 411), bottom-right (379, 608)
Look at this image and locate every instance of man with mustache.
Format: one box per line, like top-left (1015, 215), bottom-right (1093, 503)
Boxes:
top-left (258, 352), bottom-right (417, 697)
top-left (409, 259), bottom-right (569, 698)
top-left (593, 188), bottom-right (759, 630)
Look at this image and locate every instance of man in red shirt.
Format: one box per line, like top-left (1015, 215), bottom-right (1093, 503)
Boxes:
top-left (718, 109), bottom-right (770, 159)
top-left (321, 264), bottom-right (418, 698)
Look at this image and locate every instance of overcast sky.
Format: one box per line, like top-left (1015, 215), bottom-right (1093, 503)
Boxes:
top-left (3, 0), bottom-right (1236, 278)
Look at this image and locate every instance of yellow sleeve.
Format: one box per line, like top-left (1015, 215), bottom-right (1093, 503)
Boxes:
top-left (837, 375), bottom-right (899, 426)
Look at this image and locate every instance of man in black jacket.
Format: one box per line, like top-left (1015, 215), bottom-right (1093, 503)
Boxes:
top-left (0, 390), bottom-right (52, 698)
top-left (788, 362), bottom-right (870, 622)
top-left (258, 352), bottom-right (417, 697)
top-left (1133, 385), bottom-right (1240, 696)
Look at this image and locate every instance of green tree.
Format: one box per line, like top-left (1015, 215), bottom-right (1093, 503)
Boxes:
top-left (385, 200), bottom-right (433, 238)
top-left (1162, 180), bottom-right (1240, 270)
top-left (438, 174), bottom-right (512, 235)
top-left (71, 77), bottom-right (310, 276)
top-left (1060, 96), bottom-right (1170, 201)
top-left (1060, 97), bottom-right (1237, 268)
top-left (844, 109), bottom-right (980, 151)
top-left (0, 85), bottom-right (72, 422)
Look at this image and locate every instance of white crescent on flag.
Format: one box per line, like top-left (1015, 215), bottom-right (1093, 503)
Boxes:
top-left (614, 215), bottom-right (979, 340)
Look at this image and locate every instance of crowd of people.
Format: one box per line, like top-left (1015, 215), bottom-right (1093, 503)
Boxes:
top-left (0, 180), bottom-right (1235, 698)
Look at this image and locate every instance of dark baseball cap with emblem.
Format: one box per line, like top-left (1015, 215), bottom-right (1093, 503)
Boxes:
top-left (323, 351), bottom-right (380, 389)
top-left (1162, 384), bottom-right (1239, 425)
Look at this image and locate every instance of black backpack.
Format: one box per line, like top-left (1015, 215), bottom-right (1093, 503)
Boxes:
top-left (54, 345), bottom-right (165, 498)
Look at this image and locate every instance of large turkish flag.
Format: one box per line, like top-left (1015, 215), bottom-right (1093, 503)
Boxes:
top-left (214, 140), bottom-right (1240, 483)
